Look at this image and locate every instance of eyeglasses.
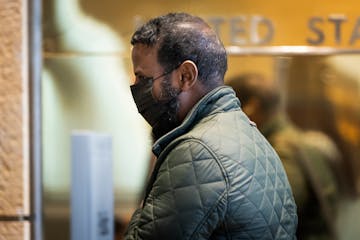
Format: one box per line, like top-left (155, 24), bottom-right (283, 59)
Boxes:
top-left (136, 63), bottom-right (182, 84)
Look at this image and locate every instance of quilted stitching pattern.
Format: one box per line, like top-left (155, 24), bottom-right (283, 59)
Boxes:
top-left (135, 140), bottom-right (227, 240)
top-left (193, 109), bottom-right (297, 240)
top-left (125, 87), bottom-right (297, 240)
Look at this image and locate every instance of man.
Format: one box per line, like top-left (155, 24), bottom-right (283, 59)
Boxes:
top-left (227, 73), bottom-right (340, 240)
top-left (125, 13), bottom-right (297, 240)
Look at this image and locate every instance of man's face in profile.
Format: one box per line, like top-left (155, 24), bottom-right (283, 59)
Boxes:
top-left (131, 44), bottom-right (181, 140)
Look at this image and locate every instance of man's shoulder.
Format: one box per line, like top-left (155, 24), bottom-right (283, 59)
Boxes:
top-left (189, 108), bottom-right (253, 137)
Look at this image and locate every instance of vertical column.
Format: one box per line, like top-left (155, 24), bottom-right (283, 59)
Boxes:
top-left (0, 0), bottom-right (31, 239)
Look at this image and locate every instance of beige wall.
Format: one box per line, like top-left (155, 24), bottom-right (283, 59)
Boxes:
top-left (0, 0), bottom-right (30, 239)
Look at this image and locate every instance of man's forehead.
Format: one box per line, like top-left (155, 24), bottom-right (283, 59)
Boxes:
top-left (131, 44), bottom-right (163, 74)
top-left (132, 44), bottom-right (157, 59)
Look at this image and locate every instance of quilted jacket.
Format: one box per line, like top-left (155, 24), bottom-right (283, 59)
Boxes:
top-left (125, 86), bottom-right (298, 240)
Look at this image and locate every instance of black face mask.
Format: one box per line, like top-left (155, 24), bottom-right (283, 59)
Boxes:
top-left (130, 78), bottom-right (180, 141)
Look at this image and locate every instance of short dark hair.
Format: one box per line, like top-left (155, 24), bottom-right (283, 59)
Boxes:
top-left (131, 12), bottom-right (227, 89)
top-left (227, 73), bottom-right (281, 113)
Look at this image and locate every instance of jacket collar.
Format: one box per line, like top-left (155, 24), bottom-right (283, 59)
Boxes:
top-left (152, 85), bottom-right (240, 156)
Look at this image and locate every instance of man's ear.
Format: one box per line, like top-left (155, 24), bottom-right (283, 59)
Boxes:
top-left (178, 60), bottom-right (198, 91)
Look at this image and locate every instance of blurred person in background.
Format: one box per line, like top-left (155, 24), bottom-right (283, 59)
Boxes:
top-left (227, 72), bottom-right (341, 240)
top-left (124, 12), bottom-right (297, 239)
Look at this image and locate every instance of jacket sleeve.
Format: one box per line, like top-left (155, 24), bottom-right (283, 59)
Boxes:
top-left (124, 139), bottom-right (228, 240)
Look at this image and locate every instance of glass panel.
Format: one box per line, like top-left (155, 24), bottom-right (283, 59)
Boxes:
top-left (286, 55), bottom-right (360, 193)
top-left (226, 54), bottom-right (360, 239)
top-left (42, 1), bottom-right (152, 239)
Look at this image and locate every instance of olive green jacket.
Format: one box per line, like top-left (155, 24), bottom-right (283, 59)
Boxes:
top-left (125, 86), bottom-right (297, 240)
